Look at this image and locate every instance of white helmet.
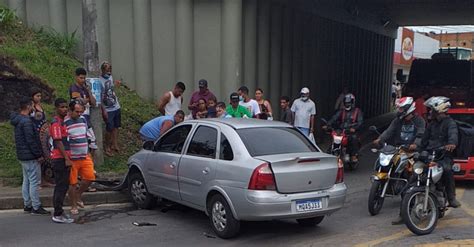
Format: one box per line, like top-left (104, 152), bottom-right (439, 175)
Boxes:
top-left (396, 97), bottom-right (416, 119)
top-left (343, 93), bottom-right (355, 111)
top-left (424, 96), bottom-right (451, 113)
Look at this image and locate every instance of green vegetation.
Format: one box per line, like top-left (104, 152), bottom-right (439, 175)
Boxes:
top-left (0, 5), bottom-right (18, 31)
top-left (0, 7), bottom-right (158, 185)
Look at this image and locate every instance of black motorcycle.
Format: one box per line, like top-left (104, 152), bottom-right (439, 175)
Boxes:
top-left (401, 148), bottom-right (448, 235)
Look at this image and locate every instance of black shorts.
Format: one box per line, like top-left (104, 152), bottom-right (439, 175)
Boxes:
top-left (106, 109), bottom-right (121, 131)
top-left (391, 92), bottom-right (397, 99)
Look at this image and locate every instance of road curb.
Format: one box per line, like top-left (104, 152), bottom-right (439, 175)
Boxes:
top-left (0, 190), bottom-right (130, 210)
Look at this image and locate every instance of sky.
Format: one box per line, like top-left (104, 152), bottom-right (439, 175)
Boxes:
top-left (405, 25), bottom-right (474, 34)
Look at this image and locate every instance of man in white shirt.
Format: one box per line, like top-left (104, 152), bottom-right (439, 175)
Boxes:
top-left (157, 82), bottom-right (186, 116)
top-left (291, 87), bottom-right (316, 136)
top-left (238, 86), bottom-right (261, 118)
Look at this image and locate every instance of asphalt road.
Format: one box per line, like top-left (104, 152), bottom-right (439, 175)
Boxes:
top-left (1, 145), bottom-right (473, 247)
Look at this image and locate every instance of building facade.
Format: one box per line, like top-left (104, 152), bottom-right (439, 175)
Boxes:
top-left (1, 0), bottom-right (398, 119)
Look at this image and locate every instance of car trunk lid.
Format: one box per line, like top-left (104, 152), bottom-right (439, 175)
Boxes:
top-left (256, 152), bottom-right (338, 194)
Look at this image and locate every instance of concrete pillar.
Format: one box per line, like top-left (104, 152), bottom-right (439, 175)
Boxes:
top-left (243, 0), bottom-right (257, 93)
top-left (96, 0), bottom-right (111, 62)
top-left (176, 0), bottom-right (194, 107)
top-left (48, 0), bottom-right (67, 33)
top-left (7, 0), bottom-right (26, 21)
top-left (132, 0), bottom-right (154, 100)
top-left (269, 4), bottom-right (282, 116)
top-left (257, 0), bottom-right (270, 92)
top-left (221, 0), bottom-right (242, 98)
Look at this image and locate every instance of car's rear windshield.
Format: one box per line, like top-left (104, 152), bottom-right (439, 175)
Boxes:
top-left (237, 127), bottom-right (318, 157)
top-left (451, 114), bottom-right (474, 127)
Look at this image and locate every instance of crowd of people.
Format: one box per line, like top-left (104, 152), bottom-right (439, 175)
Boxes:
top-left (11, 61), bottom-right (324, 224)
top-left (10, 60), bottom-right (461, 228)
top-left (141, 80), bottom-right (319, 141)
top-left (10, 62), bottom-right (121, 223)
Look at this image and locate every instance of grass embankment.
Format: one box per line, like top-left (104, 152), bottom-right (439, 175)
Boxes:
top-left (0, 6), bottom-right (157, 185)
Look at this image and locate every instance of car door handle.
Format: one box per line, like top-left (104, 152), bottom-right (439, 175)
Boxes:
top-left (202, 167), bottom-right (210, 175)
top-left (170, 162), bottom-right (177, 169)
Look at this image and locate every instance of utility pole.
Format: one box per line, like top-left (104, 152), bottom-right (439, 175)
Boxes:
top-left (82, 0), bottom-right (104, 166)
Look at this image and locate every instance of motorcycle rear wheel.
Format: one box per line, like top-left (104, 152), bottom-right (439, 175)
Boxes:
top-left (368, 180), bottom-right (385, 216)
top-left (401, 191), bottom-right (438, 235)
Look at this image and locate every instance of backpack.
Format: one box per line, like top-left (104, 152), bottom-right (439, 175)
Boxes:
top-left (454, 120), bottom-right (474, 159)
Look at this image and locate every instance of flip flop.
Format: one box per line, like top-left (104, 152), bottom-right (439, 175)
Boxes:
top-left (77, 201), bottom-right (85, 208)
top-left (70, 208), bottom-right (79, 215)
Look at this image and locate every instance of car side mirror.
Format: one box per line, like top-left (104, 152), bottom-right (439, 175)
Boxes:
top-left (143, 141), bottom-right (154, 151)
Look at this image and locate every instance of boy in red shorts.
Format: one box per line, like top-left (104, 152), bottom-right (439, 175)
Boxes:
top-left (66, 100), bottom-right (96, 215)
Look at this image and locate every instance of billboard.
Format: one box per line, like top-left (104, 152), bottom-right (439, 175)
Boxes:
top-left (400, 28), bottom-right (414, 65)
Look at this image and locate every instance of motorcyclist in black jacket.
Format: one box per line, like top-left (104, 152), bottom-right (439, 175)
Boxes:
top-left (419, 96), bottom-right (461, 208)
top-left (373, 96), bottom-right (426, 224)
top-left (324, 93), bottom-right (363, 162)
top-left (374, 96), bottom-right (426, 150)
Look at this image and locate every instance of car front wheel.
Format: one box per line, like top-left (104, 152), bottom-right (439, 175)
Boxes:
top-left (208, 194), bottom-right (240, 239)
top-left (297, 216), bottom-right (325, 227)
top-left (128, 172), bottom-right (156, 209)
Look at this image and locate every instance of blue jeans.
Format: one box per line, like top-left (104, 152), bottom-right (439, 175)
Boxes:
top-left (21, 160), bottom-right (41, 210)
top-left (297, 127), bottom-right (310, 136)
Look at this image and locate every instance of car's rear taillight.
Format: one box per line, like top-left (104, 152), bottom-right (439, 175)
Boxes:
top-left (248, 163), bottom-right (276, 190)
top-left (335, 158), bottom-right (344, 183)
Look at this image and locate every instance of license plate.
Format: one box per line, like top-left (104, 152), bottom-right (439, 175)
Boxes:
top-left (453, 164), bottom-right (461, 172)
top-left (296, 199), bottom-right (323, 212)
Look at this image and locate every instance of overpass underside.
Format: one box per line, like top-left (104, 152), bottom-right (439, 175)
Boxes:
top-left (7, 0), bottom-right (469, 119)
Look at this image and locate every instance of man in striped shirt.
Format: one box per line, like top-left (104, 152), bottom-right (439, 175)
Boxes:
top-left (66, 100), bottom-right (96, 215)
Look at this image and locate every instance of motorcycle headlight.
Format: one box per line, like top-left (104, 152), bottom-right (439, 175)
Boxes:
top-left (413, 161), bottom-right (425, 175)
top-left (333, 135), bottom-right (343, 144)
top-left (379, 153), bottom-right (393, 167)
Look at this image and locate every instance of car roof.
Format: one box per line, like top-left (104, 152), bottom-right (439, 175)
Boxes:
top-left (183, 118), bottom-right (293, 129)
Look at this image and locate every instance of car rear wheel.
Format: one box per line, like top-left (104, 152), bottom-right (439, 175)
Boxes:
top-left (128, 172), bottom-right (156, 209)
top-left (297, 216), bottom-right (325, 227)
top-left (208, 194), bottom-right (240, 239)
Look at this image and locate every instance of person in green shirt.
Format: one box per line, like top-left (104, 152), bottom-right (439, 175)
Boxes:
top-left (226, 92), bottom-right (252, 118)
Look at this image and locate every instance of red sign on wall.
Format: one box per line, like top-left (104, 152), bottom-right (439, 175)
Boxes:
top-left (400, 28), bottom-right (414, 65)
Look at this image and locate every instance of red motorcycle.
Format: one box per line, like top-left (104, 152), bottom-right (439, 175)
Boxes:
top-left (322, 119), bottom-right (359, 170)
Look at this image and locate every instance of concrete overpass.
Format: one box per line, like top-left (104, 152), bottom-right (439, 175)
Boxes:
top-left (2, 0), bottom-right (473, 119)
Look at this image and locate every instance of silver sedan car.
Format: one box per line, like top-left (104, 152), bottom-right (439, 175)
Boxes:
top-left (127, 118), bottom-right (347, 238)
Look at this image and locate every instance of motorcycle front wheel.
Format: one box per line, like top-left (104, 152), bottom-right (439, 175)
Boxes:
top-left (368, 180), bottom-right (385, 216)
top-left (401, 190), bottom-right (438, 235)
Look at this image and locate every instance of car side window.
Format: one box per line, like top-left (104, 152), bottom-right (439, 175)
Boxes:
top-left (186, 126), bottom-right (217, 159)
top-left (154, 125), bottom-right (192, 154)
top-left (220, 134), bottom-right (234, 161)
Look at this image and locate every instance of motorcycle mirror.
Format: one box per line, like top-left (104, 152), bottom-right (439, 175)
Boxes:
top-left (370, 148), bottom-right (378, 153)
top-left (369, 126), bottom-right (378, 132)
top-left (320, 118), bottom-right (327, 124)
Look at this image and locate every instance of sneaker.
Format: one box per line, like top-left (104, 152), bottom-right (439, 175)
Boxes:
top-left (24, 206), bottom-right (33, 213)
top-left (31, 207), bottom-right (50, 215)
top-left (52, 214), bottom-right (74, 224)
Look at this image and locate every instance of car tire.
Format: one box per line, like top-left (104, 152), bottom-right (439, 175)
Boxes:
top-left (208, 194), bottom-right (240, 239)
top-left (297, 216), bottom-right (325, 227)
top-left (128, 172), bottom-right (156, 209)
